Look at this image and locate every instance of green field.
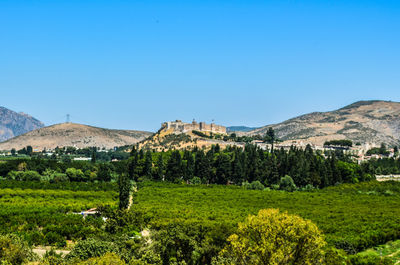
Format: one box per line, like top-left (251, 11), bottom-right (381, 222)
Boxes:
top-left (133, 181), bottom-right (400, 254)
top-left (0, 181), bottom-right (117, 246)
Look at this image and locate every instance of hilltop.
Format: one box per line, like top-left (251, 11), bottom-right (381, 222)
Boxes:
top-left (139, 120), bottom-right (242, 150)
top-left (0, 106), bottom-right (44, 142)
top-left (0, 122), bottom-right (153, 150)
top-left (246, 100), bottom-right (400, 146)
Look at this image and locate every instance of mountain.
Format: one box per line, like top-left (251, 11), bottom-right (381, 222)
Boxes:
top-left (0, 123), bottom-right (153, 151)
top-left (247, 100), bottom-right (400, 147)
top-left (227, 126), bottom-right (259, 132)
top-left (0, 106), bottom-right (44, 142)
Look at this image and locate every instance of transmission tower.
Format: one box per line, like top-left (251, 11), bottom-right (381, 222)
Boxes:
top-left (66, 114), bottom-right (70, 123)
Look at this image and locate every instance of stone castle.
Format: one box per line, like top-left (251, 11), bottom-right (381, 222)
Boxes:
top-left (161, 120), bottom-right (226, 134)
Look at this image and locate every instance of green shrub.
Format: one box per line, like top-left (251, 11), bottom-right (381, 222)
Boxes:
top-left (76, 253), bottom-right (126, 265)
top-left (0, 234), bottom-right (37, 265)
top-left (66, 238), bottom-right (119, 261)
top-left (279, 175), bottom-right (297, 192)
top-left (350, 252), bottom-right (393, 265)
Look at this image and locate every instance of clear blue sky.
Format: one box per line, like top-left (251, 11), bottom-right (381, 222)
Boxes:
top-left (1, 0), bottom-right (399, 132)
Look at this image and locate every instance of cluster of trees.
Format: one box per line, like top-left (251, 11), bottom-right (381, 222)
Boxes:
top-left (366, 143), bottom-right (392, 156)
top-left (127, 144), bottom-right (374, 188)
top-left (0, 158), bottom-right (122, 183)
top-left (0, 181), bottom-right (116, 248)
top-left (134, 181), bottom-right (400, 257)
top-left (8, 146), bottom-right (130, 162)
top-left (0, 206), bottom-right (394, 264)
top-left (324, 139), bottom-right (353, 147)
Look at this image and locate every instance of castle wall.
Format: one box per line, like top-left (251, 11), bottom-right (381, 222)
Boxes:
top-left (163, 120), bottom-right (226, 134)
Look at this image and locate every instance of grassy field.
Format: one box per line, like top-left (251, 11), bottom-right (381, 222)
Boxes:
top-left (133, 181), bottom-right (400, 253)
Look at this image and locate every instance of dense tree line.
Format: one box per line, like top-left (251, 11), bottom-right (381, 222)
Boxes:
top-left (2, 143), bottom-right (400, 188)
top-left (127, 144), bottom-right (375, 188)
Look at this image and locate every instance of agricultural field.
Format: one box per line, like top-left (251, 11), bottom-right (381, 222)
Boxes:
top-left (133, 181), bottom-right (400, 254)
top-left (0, 181), bottom-right (117, 246)
top-left (357, 240), bottom-right (400, 264)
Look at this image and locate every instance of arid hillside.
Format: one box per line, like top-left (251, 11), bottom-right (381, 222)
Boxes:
top-left (0, 106), bottom-right (44, 142)
top-left (0, 122), bottom-right (153, 150)
top-left (247, 100), bottom-right (400, 146)
top-left (139, 124), bottom-right (239, 151)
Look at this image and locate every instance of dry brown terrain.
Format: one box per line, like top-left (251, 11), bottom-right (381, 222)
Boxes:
top-left (246, 100), bottom-right (400, 146)
top-left (139, 127), bottom-right (241, 151)
top-left (0, 123), bottom-right (153, 150)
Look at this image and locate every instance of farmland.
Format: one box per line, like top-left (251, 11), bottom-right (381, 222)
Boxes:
top-left (0, 181), bottom-right (117, 246)
top-left (133, 181), bottom-right (400, 254)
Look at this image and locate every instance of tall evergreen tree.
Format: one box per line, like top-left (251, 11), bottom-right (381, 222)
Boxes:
top-left (183, 150), bottom-right (194, 180)
top-left (143, 151), bottom-right (153, 178)
top-left (155, 152), bottom-right (164, 181)
top-left (118, 174), bottom-right (131, 210)
top-left (166, 150), bottom-right (182, 182)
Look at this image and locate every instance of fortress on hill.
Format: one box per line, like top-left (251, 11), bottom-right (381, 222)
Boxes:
top-left (161, 120), bottom-right (226, 134)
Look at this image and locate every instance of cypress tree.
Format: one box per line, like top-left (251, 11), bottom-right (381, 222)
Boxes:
top-left (118, 174), bottom-right (131, 210)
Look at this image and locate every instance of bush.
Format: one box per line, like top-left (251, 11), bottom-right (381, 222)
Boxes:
top-left (279, 175), bottom-right (297, 192)
top-left (0, 234), bottom-right (37, 264)
top-left (350, 252), bottom-right (393, 265)
top-left (66, 238), bottom-right (119, 261)
top-left (217, 209), bottom-right (326, 264)
top-left (76, 253), bottom-right (126, 265)
top-left (190, 177), bottom-right (202, 185)
top-left (242, 181), bottom-right (264, 190)
top-left (44, 231), bottom-right (66, 247)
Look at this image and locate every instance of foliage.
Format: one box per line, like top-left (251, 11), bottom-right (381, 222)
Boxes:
top-left (76, 253), bottom-right (126, 265)
top-left (366, 144), bottom-right (390, 156)
top-left (118, 174), bottom-right (131, 210)
top-left (0, 181), bottom-right (117, 245)
top-left (279, 175), bottom-right (297, 192)
top-left (133, 181), bottom-right (400, 254)
top-left (216, 209), bottom-right (326, 264)
top-left (324, 140), bottom-right (353, 147)
top-left (66, 238), bottom-right (120, 261)
top-left (0, 234), bottom-right (37, 264)
top-left (242, 181), bottom-right (265, 190)
top-left (349, 252), bottom-right (393, 265)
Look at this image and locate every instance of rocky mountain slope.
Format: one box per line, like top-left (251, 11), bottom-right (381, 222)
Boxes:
top-left (0, 106), bottom-right (44, 142)
top-left (247, 100), bottom-right (400, 146)
top-left (0, 123), bottom-right (153, 150)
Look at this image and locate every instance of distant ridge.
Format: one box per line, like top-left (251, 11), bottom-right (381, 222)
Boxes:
top-left (227, 126), bottom-right (259, 132)
top-left (0, 122), bottom-right (153, 150)
top-left (0, 106), bottom-right (44, 142)
top-left (246, 100), bottom-right (400, 146)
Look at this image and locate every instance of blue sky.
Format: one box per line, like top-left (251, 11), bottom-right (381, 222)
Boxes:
top-left (1, 0), bottom-right (399, 132)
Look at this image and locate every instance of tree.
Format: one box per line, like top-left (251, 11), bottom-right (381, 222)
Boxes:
top-left (26, 146), bottom-right (33, 156)
top-left (216, 209), bottom-right (326, 265)
top-left (11, 148), bottom-right (16, 156)
top-left (183, 150), bottom-right (195, 181)
top-left (97, 163), bottom-right (112, 182)
top-left (155, 153), bottom-right (164, 181)
top-left (0, 234), bottom-right (37, 264)
top-left (166, 150), bottom-right (182, 182)
top-left (279, 175), bottom-right (297, 192)
top-left (143, 150), bottom-right (153, 178)
top-left (215, 153), bottom-right (231, 184)
top-left (66, 168), bottom-right (85, 182)
top-left (91, 149), bottom-right (97, 163)
top-left (118, 174), bottom-right (131, 210)
top-left (128, 155), bottom-right (138, 181)
top-left (265, 127), bottom-right (276, 152)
